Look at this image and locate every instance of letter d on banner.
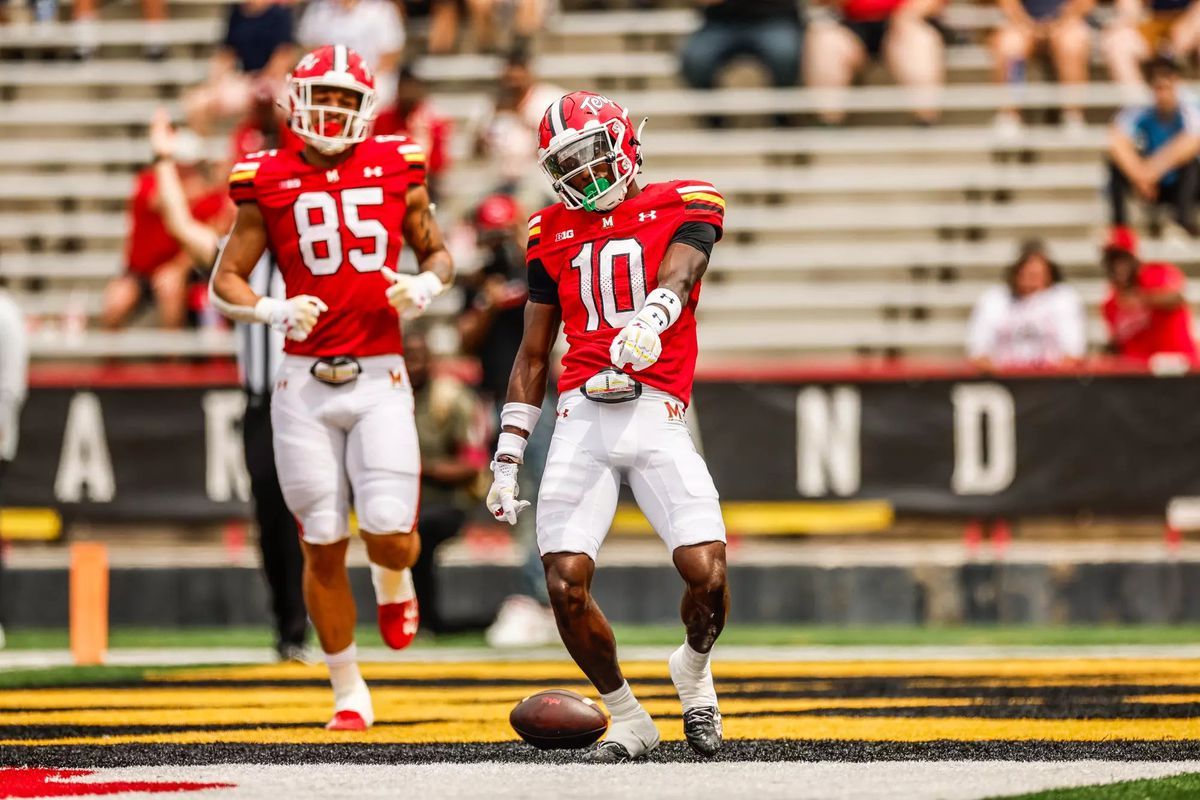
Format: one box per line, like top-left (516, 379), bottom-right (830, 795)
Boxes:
top-left (951, 383), bottom-right (1016, 495)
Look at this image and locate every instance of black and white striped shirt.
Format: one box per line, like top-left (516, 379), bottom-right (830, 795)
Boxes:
top-left (236, 251), bottom-right (286, 397)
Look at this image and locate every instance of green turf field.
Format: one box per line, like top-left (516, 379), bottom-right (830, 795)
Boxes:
top-left (999, 772), bottom-right (1200, 799)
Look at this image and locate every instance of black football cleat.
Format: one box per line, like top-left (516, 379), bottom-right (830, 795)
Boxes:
top-left (582, 741), bottom-right (632, 764)
top-left (682, 706), bottom-right (723, 757)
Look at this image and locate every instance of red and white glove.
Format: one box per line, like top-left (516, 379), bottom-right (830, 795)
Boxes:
top-left (486, 459), bottom-right (530, 525)
top-left (255, 295), bottom-right (328, 342)
top-left (381, 268), bottom-right (444, 319)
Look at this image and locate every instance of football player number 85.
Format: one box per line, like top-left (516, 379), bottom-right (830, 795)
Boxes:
top-left (293, 188), bottom-right (388, 275)
top-left (570, 238), bottom-right (646, 331)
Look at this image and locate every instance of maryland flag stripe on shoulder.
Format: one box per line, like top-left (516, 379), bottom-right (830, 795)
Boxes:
top-left (527, 214), bottom-right (542, 248)
top-left (228, 161), bottom-right (261, 185)
top-left (677, 183), bottom-right (725, 216)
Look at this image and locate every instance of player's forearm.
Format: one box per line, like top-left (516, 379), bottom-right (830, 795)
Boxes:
top-left (155, 160), bottom-right (219, 267)
top-left (1109, 130), bottom-right (1147, 180)
top-left (416, 247), bottom-right (454, 287)
top-left (650, 243), bottom-right (708, 317)
top-left (502, 352), bottom-right (550, 435)
top-left (209, 267), bottom-right (267, 323)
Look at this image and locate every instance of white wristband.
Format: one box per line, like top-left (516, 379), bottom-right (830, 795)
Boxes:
top-left (415, 271), bottom-right (445, 298)
top-left (495, 431), bottom-right (528, 463)
top-left (500, 401), bottom-right (542, 435)
top-left (253, 296), bottom-right (285, 325)
top-left (639, 287), bottom-right (683, 334)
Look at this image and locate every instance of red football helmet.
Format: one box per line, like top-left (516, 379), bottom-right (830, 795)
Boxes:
top-left (537, 91), bottom-right (644, 212)
top-left (287, 44), bottom-right (378, 155)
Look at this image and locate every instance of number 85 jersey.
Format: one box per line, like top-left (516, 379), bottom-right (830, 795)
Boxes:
top-left (228, 136), bottom-right (427, 357)
top-left (526, 180), bottom-right (724, 406)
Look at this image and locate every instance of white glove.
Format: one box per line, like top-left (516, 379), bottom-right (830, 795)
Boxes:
top-left (256, 295), bottom-right (328, 342)
top-left (381, 268), bottom-right (443, 319)
top-left (486, 459), bottom-right (530, 525)
top-left (609, 317), bottom-right (662, 372)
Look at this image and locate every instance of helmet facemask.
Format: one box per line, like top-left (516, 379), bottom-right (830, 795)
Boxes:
top-left (540, 119), bottom-right (638, 212)
top-left (288, 79), bottom-right (377, 155)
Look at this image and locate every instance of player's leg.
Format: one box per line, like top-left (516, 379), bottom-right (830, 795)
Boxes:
top-left (537, 398), bottom-right (659, 762)
top-left (626, 394), bottom-right (728, 756)
top-left (345, 357), bottom-right (422, 650)
top-left (270, 370), bottom-right (368, 729)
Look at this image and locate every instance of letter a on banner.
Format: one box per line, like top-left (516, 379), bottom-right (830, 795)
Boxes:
top-left (796, 386), bottom-right (861, 497)
top-left (951, 383), bottom-right (1016, 495)
top-left (55, 392), bottom-right (116, 502)
top-left (203, 391), bottom-right (250, 502)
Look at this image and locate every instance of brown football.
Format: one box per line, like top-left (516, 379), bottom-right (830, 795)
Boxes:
top-left (510, 689), bottom-right (609, 749)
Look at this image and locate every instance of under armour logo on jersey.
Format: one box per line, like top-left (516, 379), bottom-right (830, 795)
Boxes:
top-left (639, 211), bottom-right (656, 222)
top-left (325, 169), bottom-right (340, 183)
top-left (602, 216), bottom-right (614, 229)
top-left (363, 166), bottom-right (383, 178)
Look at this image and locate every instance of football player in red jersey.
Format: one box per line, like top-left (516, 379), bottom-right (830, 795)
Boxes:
top-left (485, 91), bottom-right (730, 762)
top-left (209, 45), bottom-right (454, 732)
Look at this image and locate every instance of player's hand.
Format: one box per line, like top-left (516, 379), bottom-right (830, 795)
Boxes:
top-left (610, 317), bottom-right (662, 372)
top-left (258, 295), bottom-right (329, 341)
top-left (381, 267), bottom-right (443, 319)
top-left (148, 107), bottom-right (175, 160)
top-left (486, 459), bottom-right (530, 525)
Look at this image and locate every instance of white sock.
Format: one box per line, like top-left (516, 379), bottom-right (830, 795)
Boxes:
top-left (600, 681), bottom-right (644, 722)
top-left (680, 641), bottom-right (711, 673)
top-left (324, 642), bottom-right (362, 697)
top-left (670, 641), bottom-right (717, 709)
top-left (370, 563), bottom-right (415, 605)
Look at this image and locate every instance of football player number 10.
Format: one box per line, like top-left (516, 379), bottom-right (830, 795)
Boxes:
top-left (293, 188), bottom-right (388, 275)
top-left (570, 238), bottom-right (647, 332)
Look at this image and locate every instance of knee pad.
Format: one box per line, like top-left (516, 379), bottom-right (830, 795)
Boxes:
top-left (296, 510), bottom-right (348, 546)
top-left (357, 495), bottom-right (415, 535)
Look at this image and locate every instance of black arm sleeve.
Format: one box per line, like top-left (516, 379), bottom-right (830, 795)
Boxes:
top-left (527, 258), bottom-right (559, 305)
top-left (669, 221), bottom-right (719, 259)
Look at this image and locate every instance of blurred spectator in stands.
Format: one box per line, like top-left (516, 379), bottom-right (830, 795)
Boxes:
top-left (1101, 225), bottom-right (1198, 363)
top-left (1107, 56), bottom-right (1200, 236)
top-left (966, 240), bottom-right (1086, 370)
top-left (101, 125), bottom-right (232, 331)
top-left (680, 0), bottom-right (802, 99)
top-left (806, 0), bottom-right (946, 125)
top-left (1102, 0), bottom-right (1199, 88)
top-left (375, 66), bottom-right (453, 200)
top-left (184, 0), bottom-right (297, 135)
top-left (148, 109), bottom-right (309, 661)
top-left (0, 288), bottom-right (27, 651)
top-left (400, 0), bottom-right (462, 55)
top-left (406, 329), bottom-right (489, 635)
top-left (473, 48), bottom-right (564, 208)
top-left (990, 0), bottom-right (1093, 138)
top-left (229, 80), bottom-right (303, 161)
top-left (70, 0), bottom-right (167, 61)
top-left (421, 0), bottom-right (544, 54)
top-left (456, 195), bottom-right (557, 647)
top-left (298, 0), bottom-right (405, 105)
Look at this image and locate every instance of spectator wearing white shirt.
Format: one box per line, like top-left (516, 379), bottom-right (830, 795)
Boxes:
top-left (966, 240), bottom-right (1087, 370)
top-left (298, 0), bottom-right (406, 105)
top-left (0, 288), bottom-right (27, 652)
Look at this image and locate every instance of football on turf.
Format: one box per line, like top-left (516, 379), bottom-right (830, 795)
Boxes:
top-left (509, 689), bottom-right (609, 749)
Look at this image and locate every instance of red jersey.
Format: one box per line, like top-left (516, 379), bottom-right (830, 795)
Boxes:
top-left (1101, 262), bottom-right (1198, 362)
top-left (126, 169), bottom-right (227, 276)
top-left (527, 180), bottom-right (725, 405)
top-left (228, 135), bottom-right (427, 357)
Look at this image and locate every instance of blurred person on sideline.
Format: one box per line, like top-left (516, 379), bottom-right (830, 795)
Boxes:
top-left (374, 66), bottom-right (453, 200)
top-left (680, 0), bottom-right (803, 93)
top-left (473, 48), bottom-right (565, 208)
top-left (229, 80), bottom-right (305, 161)
top-left (990, 0), bottom-right (1093, 138)
top-left (1101, 225), bottom-right (1198, 362)
top-left (0, 288), bottom-right (27, 651)
top-left (147, 109), bottom-right (310, 661)
top-left (298, 0), bottom-right (405, 105)
top-left (1102, 0), bottom-right (1200, 86)
top-left (405, 330), bottom-right (489, 635)
top-left (805, 0), bottom-right (946, 125)
top-left (69, 0), bottom-right (167, 61)
top-left (184, 0), bottom-right (297, 134)
top-left (101, 128), bottom-right (233, 331)
top-left (1107, 56), bottom-right (1200, 236)
top-left (457, 194), bottom-right (557, 647)
top-left (966, 240), bottom-right (1087, 370)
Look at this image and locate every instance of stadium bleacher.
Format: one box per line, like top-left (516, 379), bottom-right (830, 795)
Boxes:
top-left (2, 0), bottom-right (1198, 361)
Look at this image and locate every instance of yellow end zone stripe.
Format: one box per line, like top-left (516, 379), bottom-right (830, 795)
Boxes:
top-left (612, 500), bottom-right (894, 536)
top-left (0, 507), bottom-right (62, 541)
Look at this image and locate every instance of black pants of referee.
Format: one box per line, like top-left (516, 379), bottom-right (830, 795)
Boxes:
top-left (243, 395), bottom-right (308, 651)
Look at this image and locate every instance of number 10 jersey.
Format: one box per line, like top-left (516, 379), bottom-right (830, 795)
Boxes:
top-left (526, 180), bottom-right (725, 406)
top-left (228, 136), bottom-right (427, 358)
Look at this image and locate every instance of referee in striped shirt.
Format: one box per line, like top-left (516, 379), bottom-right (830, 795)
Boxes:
top-left (151, 111), bottom-right (309, 659)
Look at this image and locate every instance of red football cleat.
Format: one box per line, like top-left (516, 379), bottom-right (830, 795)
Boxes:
top-left (378, 597), bottom-right (419, 650)
top-left (325, 710), bottom-right (369, 731)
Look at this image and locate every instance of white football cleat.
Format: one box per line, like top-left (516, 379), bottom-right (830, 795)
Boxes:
top-left (326, 678), bottom-right (374, 731)
top-left (485, 595), bottom-right (559, 648)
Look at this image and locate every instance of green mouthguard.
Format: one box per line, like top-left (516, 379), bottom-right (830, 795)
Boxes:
top-left (582, 177), bottom-right (611, 211)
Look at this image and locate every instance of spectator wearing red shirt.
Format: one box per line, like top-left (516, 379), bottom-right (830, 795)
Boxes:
top-left (101, 133), bottom-right (232, 331)
top-left (374, 66), bottom-right (452, 200)
top-left (1100, 226), bottom-right (1198, 363)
